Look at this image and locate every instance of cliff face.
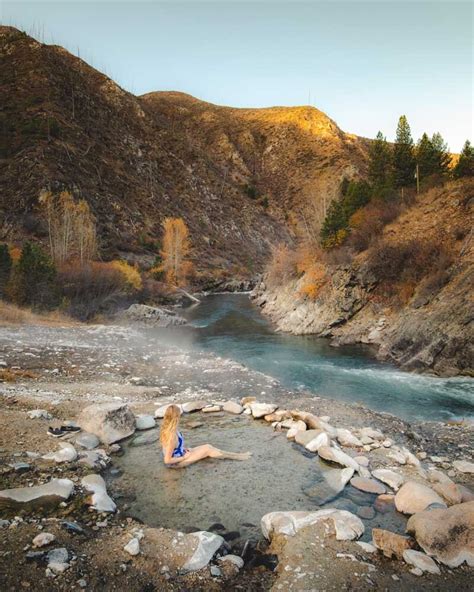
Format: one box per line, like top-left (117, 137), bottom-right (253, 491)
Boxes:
top-left (0, 27), bottom-right (368, 281)
top-left (254, 180), bottom-right (474, 376)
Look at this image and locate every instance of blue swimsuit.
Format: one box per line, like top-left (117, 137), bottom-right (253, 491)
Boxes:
top-left (172, 431), bottom-right (186, 458)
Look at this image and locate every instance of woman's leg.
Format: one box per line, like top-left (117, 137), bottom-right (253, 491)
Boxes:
top-left (175, 444), bottom-right (251, 468)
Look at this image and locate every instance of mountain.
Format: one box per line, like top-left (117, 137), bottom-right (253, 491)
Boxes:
top-left (0, 26), bottom-right (368, 282)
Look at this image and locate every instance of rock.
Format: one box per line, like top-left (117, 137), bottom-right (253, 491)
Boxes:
top-left (336, 429), bottom-right (362, 447)
top-left (286, 421), bottom-right (307, 440)
top-left (27, 409), bottom-right (52, 420)
top-left (202, 405), bottom-right (222, 413)
top-left (222, 401), bottom-right (243, 414)
top-left (406, 501), bottom-right (474, 567)
top-left (182, 531), bottom-right (225, 572)
top-left (210, 565), bottom-right (222, 577)
top-left (181, 401), bottom-right (208, 413)
top-left (154, 404), bottom-right (174, 419)
top-left (10, 462), bottom-right (31, 473)
top-left (432, 481), bottom-right (463, 506)
top-left (33, 533), bottom-right (56, 548)
top-left (249, 403), bottom-right (278, 419)
top-left (453, 460), bottom-right (474, 474)
top-left (394, 481), bottom-right (446, 515)
top-left (357, 506), bottom-right (375, 520)
top-left (403, 549), bottom-right (440, 575)
top-left (371, 469), bottom-right (404, 491)
top-left (135, 415), bottom-right (156, 430)
top-left (261, 509), bottom-right (364, 541)
top-left (387, 447), bottom-right (407, 464)
top-left (124, 538), bottom-right (140, 556)
top-left (305, 431), bottom-right (331, 452)
top-left (459, 484), bottom-right (474, 503)
top-left (401, 446), bottom-right (421, 467)
top-left (264, 410), bottom-right (291, 422)
top-left (123, 304), bottom-right (187, 327)
top-left (294, 429), bottom-right (324, 447)
top-left (0, 479), bottom-right (74, 511)
top-left (318, 446), bottom-right (359, 471)
top-left (47, 547), bottom-right (69, 574)
top-left (304, 468), bottom-right (354, 503)
top-left (372, 528), bottom-right (414, 559)
top-left (359, 427), bottom-right (384, 441)
top-left (240, 396), bottom-right (256, 406)
top-left (382, 439), bottom-right (393, 448)
top-left (353, 456), bottom-right (369, 467)
top-left (78, 449), bottom-right (110, 469)
top-left (374, 494), bottom-right (395, 513)
top-left (350, 477), bottom-right (386, 495)
top-left (218, 554), bottom-right (244, 570)
top-left (75, 432), bottom-right (100, 450)
top-left (77, 403), bottom-right (135, 444)
top-left (81, 474), bottom-right (116, 513)
top-left (42, 442), bottom-right (77, 463)
top-left (356, 541), bottom-right (377, 553)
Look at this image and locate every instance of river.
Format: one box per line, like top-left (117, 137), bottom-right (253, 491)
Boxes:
top-left (155, 293), bottom-right (474, 422)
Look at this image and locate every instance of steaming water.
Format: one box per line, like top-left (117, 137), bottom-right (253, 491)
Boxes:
top-left (159, 294), bottom-right (473, 422)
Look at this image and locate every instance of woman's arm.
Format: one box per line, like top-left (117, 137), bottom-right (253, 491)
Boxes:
top-left (163, 443), bottom-right (186, 465)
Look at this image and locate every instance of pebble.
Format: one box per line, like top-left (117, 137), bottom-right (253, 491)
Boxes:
top-left (32, 533), bottom-right (55, 548)
top-left (124, 538), bottom-right (140, 556)
top-left (210, 565), bottom-right (222, 577)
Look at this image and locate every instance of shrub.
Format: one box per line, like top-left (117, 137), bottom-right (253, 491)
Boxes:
top-left (0, 244), bottom-right (12, 298)
top-left (298, 263), bottom-right (328, 300)
top-left (109, 260), bottom-right (143, 291)
top-left (265, 244), bottom-right (298, 289)
top-left (348, 201), bottom-right (402, 253)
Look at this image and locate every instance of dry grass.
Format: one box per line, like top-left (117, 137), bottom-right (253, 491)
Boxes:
top-left (0, 301), bottom-right (74, 326)
top-left (0, 368), bottom-right (39, 382)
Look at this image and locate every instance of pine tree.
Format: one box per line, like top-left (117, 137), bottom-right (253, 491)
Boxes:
top-left (9, 242), bottom-right (58, 309)
top-left (416, 133), bottom-right (437, 177)
top-left (431, 132), bottom-right (450, 175)
top-left (0, 244), bottom-right (12, 298)
top-left (368, 131), bottom-right (392, 188)
top-left (320, 199), bottom-right (346, 245)
top-left (393, 115), bottom-right (415, 188)
top-left (453, 140), bottom-right (473, 178)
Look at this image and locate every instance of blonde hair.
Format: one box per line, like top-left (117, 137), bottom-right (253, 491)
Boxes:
top-left (159, 404), bottom-right (181, 448)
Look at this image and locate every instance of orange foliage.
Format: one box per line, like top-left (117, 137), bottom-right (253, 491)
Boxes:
top-left (109, 260), bottom-right (142, 291)
top-left (9, 246), bottom-right (21, 262)
top-left (266, 244), bottom-right (298, 288)
top-left (156, 218), bottom-right (193, 287)
top-left (298, 262), bottom-right (327, 300)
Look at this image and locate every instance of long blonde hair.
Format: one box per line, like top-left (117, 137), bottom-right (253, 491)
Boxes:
top-left (159, 404), bottom-right (181, 448)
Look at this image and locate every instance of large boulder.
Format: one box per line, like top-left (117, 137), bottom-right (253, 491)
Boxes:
top-left (394, 481), bottom-right (446, 515)
top-left (249, 402), bottom-right (278, 419)
top-left (371, 469), bottom-right (404, 491)
top-left (318, 446), bottom-right (359, 471)
top-left (372, 528), bottom-right (414, 559)
top-left (0, 479), bottom-right (74, 511)
top-left (406, 501), bottom-right (474, 567)
top-left (77, 403), bottom-right (135, 444)
top-left (261, 509), bottom-right (364, 541)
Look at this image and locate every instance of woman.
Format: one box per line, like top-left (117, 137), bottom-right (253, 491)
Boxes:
top-left (160, 404), bottom-right (252, 467)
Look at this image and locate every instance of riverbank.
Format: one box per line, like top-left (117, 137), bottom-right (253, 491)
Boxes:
top-left (0, 319), bottom-right (473, 590)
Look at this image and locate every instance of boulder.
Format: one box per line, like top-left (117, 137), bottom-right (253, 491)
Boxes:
top-left (372, 528), bottom-right (414, 559)
top-left (394, 481), bottom-right (446, 515)
top-left (336, 428), bottom-right (362, 448)
top-left (154, 404), bottom-right (174, 419)
top-left (261, 509), bottom-right (364, 541)
top-left (202, 405), bottom-right (222, 413)
top-left (135, 415), bottom-right (156, 430)
top-left (0, 479), bottom-right (74, 511)
top-left (123, 304), bottom-right (187, 327)
top-left (181, 401), bottom-right (208, 413)
top-left (318, 446), bottom-right (359, 471)
top-left (305, 431), bottom-right (331, 452)
top-left (42, 442), bottom-right (77, 463)
top-left (249, 402), bottom-right (278, 418)
top-left (406, 501), bottom-right (474, 567)
top-left (81, 474), bottom-right (116, 513)
top-left (75, 432), bottom-right (100, 450)
top-left (78, 449), bottom-right (110, 470)
top-left (403, 549), bottom-right (440, 575)
top-left (350, 476), bottom-right (386, 495)
top-left (182, 531), bottom-right (225, 572)
top-left (359, 427), bottom-right (384, 441)
top-left (222, 401), bottom-right (243, 415)
top-left (453, 460), bottom-right (474, 474)
top-left (124, 538), bottom-right (140, 556)
top-left (371, 469), bottom-right (404, 491)
top-left (294, 429), bottom-right (323, 447)
top-left (286, 421), bottom-right (307, 440)
top-left (303, 468), bottom-right (354, 503)
top-left (264, 410), bottom-right (291, 422)
top-left (77, 403), bottom-right (135, 444)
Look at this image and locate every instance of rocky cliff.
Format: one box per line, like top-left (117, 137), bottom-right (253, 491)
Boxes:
top-left (254, 180), bottom-right (474, 376)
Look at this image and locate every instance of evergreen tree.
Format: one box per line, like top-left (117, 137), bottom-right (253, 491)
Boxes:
top-left (368, 131), bottom-right (392, 188)
top-left (393, 115), bottom-right (415, 187)
top-left (431, 132), bottom-right (450, 175)
top-left (9, 242), bottom-right (58, 310)
top-left (416, 133), bottom-right (437, 177)
top-left (453, 140), bottom-right (474, 178)
top-left (320, 199), bottom-right (346, 245)
top-left (0, 244), bottom-right (12, 298)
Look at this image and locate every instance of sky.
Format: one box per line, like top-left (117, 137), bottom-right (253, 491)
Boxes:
top-left (2, 1), bottom-right (472, 151)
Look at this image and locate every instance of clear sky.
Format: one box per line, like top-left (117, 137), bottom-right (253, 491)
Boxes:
top-left (2, 1), bottom-right (472, 150)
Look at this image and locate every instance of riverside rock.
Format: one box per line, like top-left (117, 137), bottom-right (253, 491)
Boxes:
top-left (33, 533), bottom-right (56, 548)
top-left (0, 479), bottom-right (74, 510)
top-left (350, 476), bottom-right (386, 495)
top-left (77, 403), bottom-right (135, 444)
top-left (305, 431), bottom-right (331, 452)
top-left (81, 474), bottom-right (116, 513)
top-left (42, 442), bottom-right (77, 463)
top-left (371, 469), bottom-right (404, 491)
top-left (453, 460), bottom-right (474, 474)
top-left (406, 501), bottom-right (474, 567)
top-left (75, 432), bottom-right (100, 450)
top-left (336, 428), bottom-right (363, 447)
top-left (403, 549), bottom-right (440, 575)
top-left (123, 304), bottom-right (187, 327)
top-left (395, 481), bottom-right (446, 515)
top-left (372, 528), bottom-right (414, 559)
top-left (181, 401), bottom-right (208, 413)
top-left (294, 429), bottom-right (323, 446)
top-left (181, 531), bottom-right (224, 572)
top-left (135, 415), bottom-right (156, 430)
top-left (261, 509), bottom-right (364, 541)
top-left (27, 409), bottom-right (52, 420)
top-left (222, 401), bottom-right (243, 414)
top-left (249, 402), bottom-right (278, 418)
top-left (124, 538), bottom-right (140, 556)
top-left (318, 446), bottom-right (359, 471)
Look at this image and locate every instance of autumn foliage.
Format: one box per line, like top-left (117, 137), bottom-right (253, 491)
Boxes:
top-left (156, 217), bottom-right (193, 287)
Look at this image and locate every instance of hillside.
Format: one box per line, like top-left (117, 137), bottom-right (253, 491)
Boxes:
top-left (0, 27), bottom-right (369, 283)
top-left (254, 179), bottom-right (474, 376)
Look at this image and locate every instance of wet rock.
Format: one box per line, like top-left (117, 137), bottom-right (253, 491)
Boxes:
top-left (459, 484), bottom-right (474, 503)
top-left (78, 448), bottom-right (110, 469)
top-left (353, 456), bottom-right (369, 467)
top-left (10, 462), bottom-right (31, 473)
top-left (27, 409), bottom-right (52, 420)
top-left (372, 528), bottom-right (414, 559)
top-left (264, 410), bottom-right (291, 422)
top-left (42, 442), bottom-right (77, 463)
top-left (406, 501), bottom-right (474, 567)
top-left (81, 474), bottom-right (116, 513)
top-left (261, 509), bottom-right (364, 541)
top-left (395, 481), bottom-right (446, 515)
top-left (218, 554), bottom-right (244, 570)
top-left (75, 432), bottom-right (100, 450)
top-left (453, 460), bottom-right (474, 474)
top-left (357, 506), bottom-right (375, 520)
top-left (222, 401), bottom-right (243, 414)
top-left (350, 477), bottom-right (386, 495)
top-left (181, 400), bottom-right (209, 413)
top-left (123, 304), bottom-right (187, 327)
top-left (305, 431), bottom-right (331, 452)
top-left (202, 405), bottom-right (222, 413)
top-left (182, 531), bottom-right (225, 572)
top-left (0, 479), bottom-right (74, 511)
top-left (318, 446), bottom-right (359, 471)
top-left (356, 541), bottom-right (377, 553)
top-left (374, 494), bottom-right (395, 513)
top-left (286, 421), bottom-right (307, 440)
top-left (249, 402), bottom-right (278, 419)
top-left (295, 429), bottom-right (324, 447)
top-left (371, 469), bottom-right (404, 491)
top-left (124, 537), bottom-right (140, 556)
top-left (47, 547), bottom-right (69, 574)
top-left (336, 428), bottom-right (362, 447)
top-left (303, 468), bottom-right (354, 503)
top-left (403, 549), bottom-right (440, 575)
top-left (78, 403), bottom-right (135, 444)
top-left (135, 415), bottom-right (156, 430)
top-left (359, 427), bottom-right (384, 441)
top-left (61, 521), bottom-right (85, 535)
top-left (33, 533), bottom-right (56, 548)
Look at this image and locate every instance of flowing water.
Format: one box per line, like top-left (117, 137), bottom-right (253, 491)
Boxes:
top-left (157, 294), bottom-right (474, 422)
